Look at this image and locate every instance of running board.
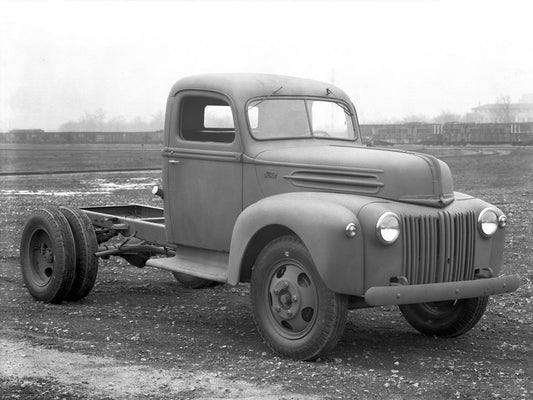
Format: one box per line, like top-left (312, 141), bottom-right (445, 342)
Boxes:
top-left (145, 246), bottom-right (228, 283)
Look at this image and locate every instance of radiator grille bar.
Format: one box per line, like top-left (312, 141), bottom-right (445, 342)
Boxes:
top-left (401, 211), bottom-right (476, 285)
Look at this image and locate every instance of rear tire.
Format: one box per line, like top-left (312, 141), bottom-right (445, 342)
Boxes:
top-left (399, 296), bottom-right (489, 337)
top-left (20, 208), bottom-right (76, 303)
top-left (250, 235), bottom-right (347, 361)
top-left (172, 272), bottom-right (218, 289)
top-left (59, 207), bottom-right (99, 301)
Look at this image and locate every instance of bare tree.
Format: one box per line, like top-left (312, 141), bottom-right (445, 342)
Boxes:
top-left (494, 96), bottom-right (514, 123)
top-left (401, 114), bottom-right (429, 124)
top-left (146, 111), bottom-right (164, 131)
top-left (433, 111), bottom-right (462, 124)
top-left (59, 109), bottom-right (164, 132)
top-left (59, 109), bottom-right (106, 131)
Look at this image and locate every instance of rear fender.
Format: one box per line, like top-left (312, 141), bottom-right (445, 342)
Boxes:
top-left (227, 193), bottom-right (364, 295)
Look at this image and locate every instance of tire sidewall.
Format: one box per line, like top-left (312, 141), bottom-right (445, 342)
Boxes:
top-left (20, 209), bottom-right (76, 303)
top-left (251, 236), bottom-right (345, 359)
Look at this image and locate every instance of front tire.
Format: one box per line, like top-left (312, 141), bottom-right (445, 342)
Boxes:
top-left (250, 235), bottom-right (347, 361)
top-left (20, 208), bottom-right (76, 303)
top-left (399, 296), bottom-right (489, 337)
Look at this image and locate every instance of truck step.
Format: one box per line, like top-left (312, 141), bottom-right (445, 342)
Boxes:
top-left (145, 246), bottom-right (228, 283)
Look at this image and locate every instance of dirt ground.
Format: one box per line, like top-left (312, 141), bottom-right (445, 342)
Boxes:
top-left (0, 145), bottom-right (531, 399)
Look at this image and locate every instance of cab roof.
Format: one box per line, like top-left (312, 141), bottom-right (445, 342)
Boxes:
top-left (169, 73), bottom-right (352, 105)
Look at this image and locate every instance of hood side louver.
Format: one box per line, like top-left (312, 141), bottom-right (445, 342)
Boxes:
top-left (284, 169), bottom-right (384, 194)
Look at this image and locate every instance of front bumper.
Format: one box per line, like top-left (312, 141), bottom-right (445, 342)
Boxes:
top-left (364, 275), bottom-right (520, 306)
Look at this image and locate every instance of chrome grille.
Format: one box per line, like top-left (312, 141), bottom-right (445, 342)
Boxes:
top-left (401, 211), bottom-right (476, 284)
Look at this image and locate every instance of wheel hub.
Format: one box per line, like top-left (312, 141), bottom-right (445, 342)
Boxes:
top-left (266, 262), bottom-right (318, 337)
top-left (279, 290), bottom-right (292, 309)
top-left (272, 280), bottom-right (300, 318)
top-left (39, 244), bottom-right (54, 263)
top-left (28, 231), bottom-right (55, 285)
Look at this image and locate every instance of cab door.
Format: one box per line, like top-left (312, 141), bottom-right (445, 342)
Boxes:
top-left (164, 91), bottom-right (243, 251)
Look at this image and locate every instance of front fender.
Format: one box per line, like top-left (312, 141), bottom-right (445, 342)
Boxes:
top-left (227, 192), bottom-right (365, 295)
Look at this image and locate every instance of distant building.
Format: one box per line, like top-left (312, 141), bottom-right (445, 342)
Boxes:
top-left (472, 95), bottom-right (533, 123)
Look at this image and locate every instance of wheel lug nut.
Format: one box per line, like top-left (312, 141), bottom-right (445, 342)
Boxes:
top-left (275, 306), bottom-right (281, 312)
top-left (273, 289), bottom-right (279, 295)
top-left (292, 295), bottom-right (297, 302)
top-left (283, 282), bottom-right (289, 288)
top-left (287, 310), bottom-right (292, 317)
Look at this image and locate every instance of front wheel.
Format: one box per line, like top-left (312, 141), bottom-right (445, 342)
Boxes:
top-left (399, 296), bottom-right (489, 337)
top-left (251, 235), bottom-right (347, 361)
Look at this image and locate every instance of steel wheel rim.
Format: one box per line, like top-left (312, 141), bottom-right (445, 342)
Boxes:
top-left (27, 228), bottom-right (55, 286)
top-left (264, 260), bottom-right (318, 340)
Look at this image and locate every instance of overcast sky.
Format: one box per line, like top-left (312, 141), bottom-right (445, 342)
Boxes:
top-left (1, 0), bottom-right (532, 131)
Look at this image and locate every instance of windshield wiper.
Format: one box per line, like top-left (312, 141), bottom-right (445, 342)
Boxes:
top-left (326, 87), bottom-right (353, 116)
top-left (248, 86), bottom-right (283, 109)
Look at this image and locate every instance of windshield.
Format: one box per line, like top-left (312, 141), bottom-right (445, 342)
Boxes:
top-left (247, 98), bottom-right (356, 140)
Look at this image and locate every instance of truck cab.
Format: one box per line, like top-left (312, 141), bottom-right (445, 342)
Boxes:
top-left (20, 73), bottom-right (520, 361)
top-left (162, 74), bottom-right (362, 250)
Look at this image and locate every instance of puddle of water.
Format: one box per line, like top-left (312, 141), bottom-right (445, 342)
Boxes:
top-left (0, 190), bottom-right (110, 196)
top-left (1, 178), bottom-right (159, 197)
top-left (90, 178), bottom-right (158, 191)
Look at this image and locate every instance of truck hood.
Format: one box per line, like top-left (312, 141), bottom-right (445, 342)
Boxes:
top-left (252, 145), bottom-right (454, 207)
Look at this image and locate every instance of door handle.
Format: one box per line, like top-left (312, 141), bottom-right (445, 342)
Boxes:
top-left (168, 160), bottom-right (180, 164)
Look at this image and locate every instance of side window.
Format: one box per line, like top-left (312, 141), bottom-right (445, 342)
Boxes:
top-left (180, 95), bottom-right (235, 143)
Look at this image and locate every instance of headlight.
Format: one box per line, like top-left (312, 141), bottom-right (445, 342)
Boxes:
top-left (478, 208), bottom-right (498, 237)
top-left (376, 212), bottom-right (400, 244)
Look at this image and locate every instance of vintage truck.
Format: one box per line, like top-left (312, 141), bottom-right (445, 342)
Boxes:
top-left (20, 74), bottom-right (520, 361)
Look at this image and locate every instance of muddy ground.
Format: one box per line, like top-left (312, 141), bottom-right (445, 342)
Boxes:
top-left (0, 145), bottom-right (531, 399)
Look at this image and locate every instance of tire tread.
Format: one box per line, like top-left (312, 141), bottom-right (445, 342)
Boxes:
top-left (59, 207), bottom-right (99, 301)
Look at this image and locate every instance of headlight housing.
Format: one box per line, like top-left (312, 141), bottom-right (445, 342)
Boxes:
top-left (376, 212), bottom-right (400, 244)
top-left (478, 208), bottom-right (499, 238)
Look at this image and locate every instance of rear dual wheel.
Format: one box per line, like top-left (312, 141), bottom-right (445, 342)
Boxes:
top-left (20, 207), bottom-right (98, 303)
top-left (59, 207), bottom-right (99, 301)
top-left (20, 208), bottom-right (76, 303)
